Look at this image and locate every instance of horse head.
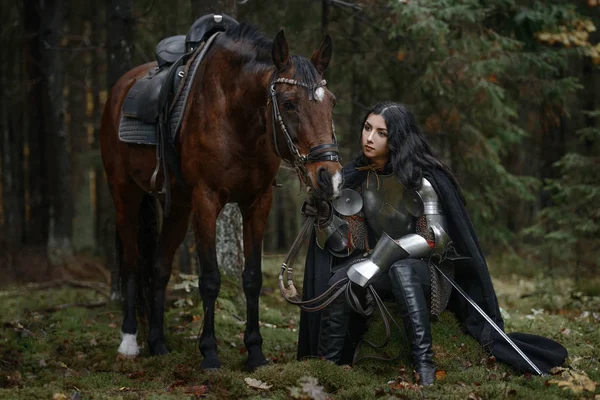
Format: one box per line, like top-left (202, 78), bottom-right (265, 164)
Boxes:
top-left (269, 30), bottom-right (343, 200)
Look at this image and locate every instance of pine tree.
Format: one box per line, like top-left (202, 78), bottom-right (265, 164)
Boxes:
top-left (523, 110), bottom-right (600, 274)
top-left (382, 0), bottom-right (588, 247)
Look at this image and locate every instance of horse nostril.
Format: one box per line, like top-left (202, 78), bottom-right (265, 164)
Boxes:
top-left (316, 167), bottom-right (334, 197)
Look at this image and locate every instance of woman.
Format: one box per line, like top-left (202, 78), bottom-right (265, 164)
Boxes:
top-left (297, 102), bottom-right (567, 386)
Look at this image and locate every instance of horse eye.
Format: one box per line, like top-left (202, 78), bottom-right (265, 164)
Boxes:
top-left (282, 101), bottom-right (296, 111)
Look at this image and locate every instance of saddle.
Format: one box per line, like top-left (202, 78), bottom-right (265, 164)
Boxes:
top-left (121, 14), bottom-right (238, 125)
top-left (118, 13), bottom-right (238, 216)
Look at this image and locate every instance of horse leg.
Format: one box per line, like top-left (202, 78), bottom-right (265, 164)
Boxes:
top-left (241, 190), bottom-right (272, 371)
top-left (192, 188), bottom-right (222, 369)
top-left (113, 185), bottom-right (145, 357)
top-left (148, 204), bottom-right (192, 355)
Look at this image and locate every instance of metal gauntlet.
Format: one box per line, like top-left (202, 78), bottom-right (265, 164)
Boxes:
top-left (315, 214), bottom-right (350, 257)
top-left (346, 232), bottom-right (433, 287)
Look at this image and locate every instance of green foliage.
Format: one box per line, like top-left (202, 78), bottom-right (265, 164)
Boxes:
top-left (380, 0), bottom-right (586, 248)
top-left (523, 110), bottom-right (600, 273)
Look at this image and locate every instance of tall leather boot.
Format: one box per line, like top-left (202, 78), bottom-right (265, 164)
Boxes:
top-left (317, 292), bottom-right (351, 364)
top-left (389, 260), bottom-right (436, 386)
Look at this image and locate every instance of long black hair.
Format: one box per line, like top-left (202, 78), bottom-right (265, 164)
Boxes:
top-left (356, 102), bottom-right (459, 191)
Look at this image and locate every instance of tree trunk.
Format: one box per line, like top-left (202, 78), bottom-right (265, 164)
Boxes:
top-left (106, 0), bottom-right (134, 89)
top-left (23, 0), bottom-right (49, 246)
top-left (216, 204), bottom-right (244, 278)
top-left (40, 0), bottom-right (73, 265)
top-left (68, 3), bottom-right (96, 253)
top-left (104, 0), bottom-right (134, 297)
top-left (1, 7), bottom-right (25, 246)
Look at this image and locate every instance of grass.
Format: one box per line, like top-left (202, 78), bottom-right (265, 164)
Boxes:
top-left (1, 255), bottom-right (599, 399)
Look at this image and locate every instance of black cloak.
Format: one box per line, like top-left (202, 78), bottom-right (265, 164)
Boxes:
top-left (297, 160), bottom-right (568, 374)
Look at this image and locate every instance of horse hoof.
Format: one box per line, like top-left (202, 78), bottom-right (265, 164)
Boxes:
top-left (150, 341), bottom-right (169, 356)
top-left (247, 358), bottom-right (269, 372)
top-left (118, 332), bottom-right (140, 357)
top-left (247, 351), bottom-right (269, 371)
top-left (200, 358), bottom-right (222, 370)
top-left (201, 351), bottom-right (222, 370)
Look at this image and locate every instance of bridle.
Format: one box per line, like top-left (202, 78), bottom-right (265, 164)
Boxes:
top-left (268, 75), bottom-right (341, 182)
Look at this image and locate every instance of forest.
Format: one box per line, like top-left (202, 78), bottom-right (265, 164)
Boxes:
top-left (0, 0), bottom-right (599, 399)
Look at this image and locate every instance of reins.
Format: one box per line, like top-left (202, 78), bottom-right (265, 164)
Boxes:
top-left (268, 65), bottom-right (405, 364)
top-left (278, 213), bottom-right (408, 364)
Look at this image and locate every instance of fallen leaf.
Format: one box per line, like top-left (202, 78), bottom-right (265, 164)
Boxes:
top-left (57, 361), bottom-right (69, 370)
top-left (245, 377), bottom-right (272, 390)
top-left (127, 371), bottom-right (144, 380)
top-left (467, 392), bottom-right (482, 400)
top-left (167, 380), bottom-right (186, 392)
top-left (550, 366), bottom-right (568, 375)
top-left (184, 385), bottom-right (208, 396)
top-left (295, 376), bottom-right (328, 399)
top-left (435, 370), bottom-right (446, 380)
top-left (548, 369), bottom-right (597, 394)
top-left (52, 394), bottom-right (68, 400)
top-left (390, 380), bottom-right (421, 391)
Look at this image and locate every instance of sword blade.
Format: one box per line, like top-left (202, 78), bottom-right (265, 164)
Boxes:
top-left (433, 264), bottom-right (546, 376)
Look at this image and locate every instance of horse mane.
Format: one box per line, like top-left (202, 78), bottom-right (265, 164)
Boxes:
top-left (221, 22), bottom-right (321, 86)
top-left (222, 22), bottom-right (273, 64)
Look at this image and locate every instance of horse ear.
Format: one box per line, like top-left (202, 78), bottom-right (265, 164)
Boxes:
top-left (310, 34), bottom-right (332, 75)
top-left (272, 30), bottom-right (290, 72)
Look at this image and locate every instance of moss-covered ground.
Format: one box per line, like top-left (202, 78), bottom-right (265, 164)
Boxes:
top-left (1, 255), bottom-right (599, 399)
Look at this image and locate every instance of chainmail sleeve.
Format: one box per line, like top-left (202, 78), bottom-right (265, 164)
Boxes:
top-left (415, 180), bottom-right (455, 320)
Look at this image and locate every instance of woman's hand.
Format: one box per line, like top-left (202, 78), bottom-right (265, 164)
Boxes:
top-left (301, 198), bottom-right (332, 226)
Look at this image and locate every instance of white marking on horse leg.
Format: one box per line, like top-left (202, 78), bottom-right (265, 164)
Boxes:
top-left (332, 171), bottom-right (343, 198)
top-left (118, 331), bottom-right (139, 356)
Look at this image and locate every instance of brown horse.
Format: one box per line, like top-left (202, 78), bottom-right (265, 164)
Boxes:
top-left (100, 23), bottom-right (343, 370)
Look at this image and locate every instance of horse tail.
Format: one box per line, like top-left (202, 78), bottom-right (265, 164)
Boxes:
top-left (137, 194), bottom-right (160, 322)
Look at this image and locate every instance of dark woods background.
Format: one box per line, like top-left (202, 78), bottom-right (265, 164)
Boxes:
top-left (0, 0), bottom-right (598, 288)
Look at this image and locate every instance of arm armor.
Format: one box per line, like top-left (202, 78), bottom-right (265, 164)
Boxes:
top-left (315, 213), bottom-right (351, 258)
top-left (347, 178), bottom-right (450, 287)
top-left (415, 178), bottom-right (450, 254)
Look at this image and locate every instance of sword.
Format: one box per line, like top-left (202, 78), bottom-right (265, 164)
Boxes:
top-left (432, 263), bottom-right (546, 376)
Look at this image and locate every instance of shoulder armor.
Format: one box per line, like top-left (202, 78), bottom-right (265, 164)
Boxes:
top-left (415, 178), bottom-right (443, 215)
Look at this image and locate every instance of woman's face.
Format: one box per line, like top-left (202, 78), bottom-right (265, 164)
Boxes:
top-left (361, 113), bottom-right (389, 164)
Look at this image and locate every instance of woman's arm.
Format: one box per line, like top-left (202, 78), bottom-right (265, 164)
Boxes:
top-left (346, 178), bottom-right (450, 287)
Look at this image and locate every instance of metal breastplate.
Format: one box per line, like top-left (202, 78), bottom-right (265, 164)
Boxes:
top-left (361, 172), bottom-right (419, 239)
